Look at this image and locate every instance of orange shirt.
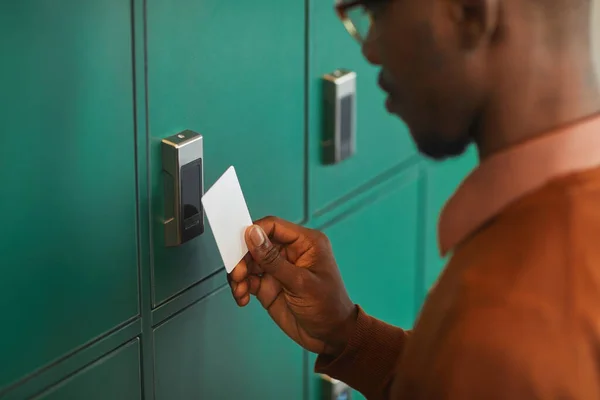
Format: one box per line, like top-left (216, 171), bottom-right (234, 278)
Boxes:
top-left (315, 114), bottom-right (600, 399)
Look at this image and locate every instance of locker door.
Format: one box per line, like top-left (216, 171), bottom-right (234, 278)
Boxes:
top-left (34, 340), bottom-right (141, 400)
top-left (308, 2), bottom-right (418, 215)
top-left (308, 169), bottom-right (421, 400)
top-left (153, 289), bottom-right (303, 400)
top-left (147, 0), bottom-right (307, 306)
top-left (0, 0), bottom-right (139, 392)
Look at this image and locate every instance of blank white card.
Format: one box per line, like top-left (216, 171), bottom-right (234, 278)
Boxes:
top-left (201, 166), bottom-right (253, 273)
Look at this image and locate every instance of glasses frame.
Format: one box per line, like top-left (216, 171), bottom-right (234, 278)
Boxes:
top-left (335, 0), bottom-right (373, 44)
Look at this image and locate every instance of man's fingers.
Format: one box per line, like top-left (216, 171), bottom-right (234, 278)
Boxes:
top-left (227, 258), bottom-right (251, 307)
top-left (249, 274), bottom-right (282, 310)
top-left (228, 258), bottom-right (251, 307)
top-left (245, 225), bottom-right (303, 291)
top-left (247, 257), bottom-right (264, 276)
top-left (237, 294), bottom-right (250, 307)
top-left (230, 259), bottom-right (248, 283)
top-left (251, 216), bottom-right (318, 264)
top-left (232, 279), bottom-right (248, 298)
top-left (230, 278), bottom-right (251, 307)
top-left (248, 275), bottom-right (262, 296)
top-left (252, 216), bottom-right (305, 246)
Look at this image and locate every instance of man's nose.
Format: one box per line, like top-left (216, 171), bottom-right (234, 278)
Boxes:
top-left (361, 27), bottom-right (382, 65)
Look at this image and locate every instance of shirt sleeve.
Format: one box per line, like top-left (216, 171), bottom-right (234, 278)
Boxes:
top-left (313, 305), bottom-right (410, 400)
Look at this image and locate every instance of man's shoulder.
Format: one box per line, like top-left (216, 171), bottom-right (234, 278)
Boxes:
top-left (449, 167), bottom-right (600, 325)
top-left (499, 165), bottom-right (600, 233)
top-left (427, 168), bottom-right (600, 399)
top-left (459, 166), bottom-right (600, 271)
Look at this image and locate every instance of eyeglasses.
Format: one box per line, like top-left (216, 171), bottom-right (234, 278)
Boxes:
top-left (335, 0), bottom-right (374, 44)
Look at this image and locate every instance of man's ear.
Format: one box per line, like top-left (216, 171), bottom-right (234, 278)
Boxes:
top-left (447, 0), bottom-right (501, 49)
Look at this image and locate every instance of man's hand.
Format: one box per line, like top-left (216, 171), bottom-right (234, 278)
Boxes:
top-left (227, 216), bottom-right (358, 357)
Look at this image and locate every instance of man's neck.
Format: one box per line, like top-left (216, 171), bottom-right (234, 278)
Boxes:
top-left (474, 32), bottom-right (600, 160)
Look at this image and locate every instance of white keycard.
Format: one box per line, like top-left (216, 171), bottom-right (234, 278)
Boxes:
top-left (201, 166), bottom-right (253, 273)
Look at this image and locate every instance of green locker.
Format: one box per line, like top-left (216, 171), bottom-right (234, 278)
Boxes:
top-left (146, 0), bottom-right (307, 307)
top-left (0, 0), bottom-right (139, 392)
top-left (33, 340), bottom-right (141, 400)
top-left (153, 287), bottom-right (303, 399)
top-left (308, 169), bottom-right (421, 400)
top-left (0, 1), bottom-right (479, 398)
top-left (308, 1), bottom-right (417, 215)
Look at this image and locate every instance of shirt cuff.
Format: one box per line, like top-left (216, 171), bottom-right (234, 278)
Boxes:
top-left (314, 305), bottom-right (408, 399)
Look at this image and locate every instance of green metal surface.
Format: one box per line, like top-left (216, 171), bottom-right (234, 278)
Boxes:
top-left (33, 340), bottom-right (141, 400)
top-left (322, 176), bottom-right (420, 327)
top-left (309, 170), bottom-right (421, 400)
top-left (308, 1), bottom-right (417, 215)
top-left (2, 321), bottom-right (141, 400)
top-left (146, 0), bottom-right (307, 306)
top-left (153, 286), bottom-right (303, 400)
top-left (0, 1), bottom-right (478, 398)
top-left (0, 0), bottom-right (139, 392)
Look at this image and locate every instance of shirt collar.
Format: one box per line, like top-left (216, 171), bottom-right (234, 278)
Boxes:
top-left (438, 113), bottom-right (600, 257)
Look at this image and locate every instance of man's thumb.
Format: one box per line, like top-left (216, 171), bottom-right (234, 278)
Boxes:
top-left (246, 225), bottom-right (297, 288)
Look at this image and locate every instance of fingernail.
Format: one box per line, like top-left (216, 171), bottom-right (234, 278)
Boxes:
top-left (249, 225), bottom-right (266, 247)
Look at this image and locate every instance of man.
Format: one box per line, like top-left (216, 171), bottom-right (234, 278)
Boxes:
top-left (229, 0), bottom-right (600, 398)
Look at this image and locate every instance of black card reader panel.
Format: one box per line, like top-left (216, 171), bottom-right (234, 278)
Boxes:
top-left (180, 158), bottom-right (204, 242)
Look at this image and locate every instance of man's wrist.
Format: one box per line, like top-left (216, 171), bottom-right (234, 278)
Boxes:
top-left (323, 305), bottom-right (359, 358)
